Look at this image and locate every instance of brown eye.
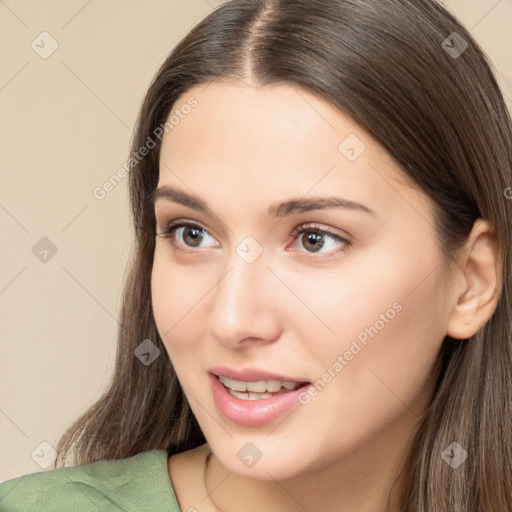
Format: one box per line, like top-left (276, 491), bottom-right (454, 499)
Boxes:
top-left (181, 226), bottom-right (206, 247)
top-left (291, 224), bottom-right (351, 255)
top-left (157, 221), bottom-right (219, 250)
top-left (300, 232), bottom-right (325, 252)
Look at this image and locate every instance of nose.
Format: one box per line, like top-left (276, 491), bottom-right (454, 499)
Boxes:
top-left (207, 247), bottom-right (283, 349)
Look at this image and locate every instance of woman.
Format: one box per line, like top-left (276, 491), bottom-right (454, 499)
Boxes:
top-left (1, 0), bottom-right (510, 510)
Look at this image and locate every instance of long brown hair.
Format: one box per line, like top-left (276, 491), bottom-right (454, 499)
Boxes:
top-left (55, 0), bottom-right (512, 510)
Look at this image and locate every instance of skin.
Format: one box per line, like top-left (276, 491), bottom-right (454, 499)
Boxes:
top-left (151, 80), bottom-right (501, 512)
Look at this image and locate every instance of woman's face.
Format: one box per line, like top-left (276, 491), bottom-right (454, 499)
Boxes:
top-left (151, 81), bottom-right (455, 480)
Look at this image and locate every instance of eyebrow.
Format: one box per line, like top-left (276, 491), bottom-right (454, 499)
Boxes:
top-left (149, 185), bottom-right (377, 218)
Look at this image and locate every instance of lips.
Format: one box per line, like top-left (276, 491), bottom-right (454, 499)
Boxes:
top-left (210, 366), bottom-right (309, 383)
top-left (209, 367), bottom-right (311, 425)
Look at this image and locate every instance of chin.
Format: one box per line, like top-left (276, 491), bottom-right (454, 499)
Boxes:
top-left (205, 433), bottom-right (321, 481)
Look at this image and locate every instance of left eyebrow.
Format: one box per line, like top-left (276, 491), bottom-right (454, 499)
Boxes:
top-left (148, 185), bottom-right (377, 218)
top-left (268, 197), bottom-right (377, 218)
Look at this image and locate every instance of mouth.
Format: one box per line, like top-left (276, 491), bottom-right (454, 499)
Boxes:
top-left (208, 368), bottom-right (312, 426)
top-left (217, 374), bottom-right (308, 400)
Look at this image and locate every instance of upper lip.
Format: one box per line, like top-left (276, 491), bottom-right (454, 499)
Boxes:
top-left (210, 366), bottom-right (309, 383)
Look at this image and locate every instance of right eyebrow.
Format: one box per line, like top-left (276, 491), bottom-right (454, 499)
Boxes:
top-left (149, 186), bottom-right (211, 214)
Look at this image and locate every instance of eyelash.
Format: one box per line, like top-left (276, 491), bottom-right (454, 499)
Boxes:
top-left (156, 219), bottom-right (352, 256)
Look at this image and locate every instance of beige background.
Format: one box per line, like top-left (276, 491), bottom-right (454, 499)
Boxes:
top-left (0, 0), bottom-right (511, 481)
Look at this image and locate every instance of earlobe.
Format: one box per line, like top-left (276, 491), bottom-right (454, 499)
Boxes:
top-left (447, 295), bottom-right (479, 339)
top-left (446, 220), bottom-right (502, 340)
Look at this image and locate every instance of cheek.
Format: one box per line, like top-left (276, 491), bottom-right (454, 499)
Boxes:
top-left (292, 237), bottom-right (447, 400)
top-left (310, 254), bottom-right (447, 424)
top-left (270, 246), bottom-right (432, 364)
top-left (150, 251), bottom-right (208, 351)
top-left (285, 271), bottom-right (447, 474)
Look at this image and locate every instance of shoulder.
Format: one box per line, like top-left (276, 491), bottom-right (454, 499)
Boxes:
top-left (0, 449), bottom-right (180, 512)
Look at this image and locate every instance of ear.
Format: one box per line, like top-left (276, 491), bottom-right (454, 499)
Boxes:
top-left (447, 219), bottom-right (502, 340)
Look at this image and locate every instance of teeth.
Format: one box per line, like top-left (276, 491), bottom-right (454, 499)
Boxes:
top-left (230, 390), bottom-right (274, 400)
top-left (219, 376), bottom-right (247, 391)
top-left (246, 380), bottom-right (266, 392)
top-left (218, 375), bottom-right (302, 394)
top-left (264, 380), bottom-right (282, 392)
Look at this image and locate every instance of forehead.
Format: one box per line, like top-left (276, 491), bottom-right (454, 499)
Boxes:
top-left (163, 80), bottom-right (360, 162)
top-left (157, 80), bottom-right (429, 221)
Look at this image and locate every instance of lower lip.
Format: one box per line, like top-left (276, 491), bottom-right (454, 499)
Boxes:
top-left (209, 373), bottom-right (310, 426)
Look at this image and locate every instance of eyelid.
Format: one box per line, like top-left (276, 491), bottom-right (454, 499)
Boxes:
top-left (290, 222), bottom-right (350, 241)
top-left (154, 205), bottom-right (228, 240)
top-left (157, 217), bottom-right (212, 236)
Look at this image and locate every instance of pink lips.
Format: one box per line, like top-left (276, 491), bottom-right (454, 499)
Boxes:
top-left (210, 366), bottom-right (308, 383)
top-left (209, 367), bottom-right (311, 426)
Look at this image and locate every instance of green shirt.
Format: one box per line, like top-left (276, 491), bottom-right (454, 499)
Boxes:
top-left (0, 449), bottom-right (181, 511)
